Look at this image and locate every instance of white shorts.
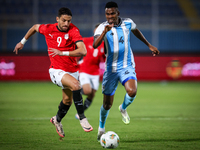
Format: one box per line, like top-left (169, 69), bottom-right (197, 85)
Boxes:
top-left (79, 72), bottom-right (100, 90)
top-left (49, 68), bottom-right (79, 89)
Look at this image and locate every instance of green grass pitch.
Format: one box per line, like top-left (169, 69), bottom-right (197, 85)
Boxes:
top-left (0, 81), bottom-right (200, 150)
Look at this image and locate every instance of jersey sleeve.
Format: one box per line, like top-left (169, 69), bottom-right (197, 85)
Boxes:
top-left (94, 23), bottom-right (105, 37)
top-left (71, 27), bottom-right (83, 43)
top-left (38, 24), bottom-right (50, 35)
top-left (130, 19), bottom-right (137, 31)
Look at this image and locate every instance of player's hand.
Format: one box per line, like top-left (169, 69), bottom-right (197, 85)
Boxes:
top-left (13, 42), bottom-right (24, 54)
top-left (48, 48), bottom-right (63, 57)
top-left (149, 45), bottom-right (160, 56)
top-left (104, 24), bottom-right (114, 33)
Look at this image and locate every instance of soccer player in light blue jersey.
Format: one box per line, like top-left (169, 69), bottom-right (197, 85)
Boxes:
top-left (93, 1), bottom-right (160, 141)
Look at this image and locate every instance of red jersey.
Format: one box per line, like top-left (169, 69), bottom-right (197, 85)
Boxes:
top-left (39, 23), bottom-right (83, 72)
top-left (79, 37), bottom-right (105, 75)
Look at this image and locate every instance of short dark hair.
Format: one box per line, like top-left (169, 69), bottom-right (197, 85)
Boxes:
top-left (58, 7), bottom-right (72, 17)
top-left (105, 1), bottom-right (118, 9)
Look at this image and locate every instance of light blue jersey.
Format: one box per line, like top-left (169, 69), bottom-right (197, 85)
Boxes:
top-left (94, 17), bottom-right (137, 95)
top-left (94, 17), bottom-right (136, 72)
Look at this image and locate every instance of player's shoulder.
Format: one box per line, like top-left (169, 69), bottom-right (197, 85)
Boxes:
top-left (39, 23), bottom-right (57, 33)
top-left (69, 23), bottom-right (80, 32)
top-left (40, 23), bottom-right (57, 28)
top-left (96, 21), bottom-right (109, 28)
top-left (95, 22), bottom-right (108, 32)
top-left (100, 21), bottom-right (109, 27)
top-left (69, 23), bottom-right (77, 28)
top-left (121, 18), bottom-right (136, 28)
top-left (121, 18), bottom-right (134, 23)
top-left (102, 21), bottom-right (109, 25)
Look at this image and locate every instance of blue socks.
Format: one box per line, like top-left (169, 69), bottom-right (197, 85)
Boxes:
top-left (99, 105), bottom-right (110, 129)
top-left (122, 93), bottom-right (136, 110)
top-left (99, 93), bottom-right (135, 129)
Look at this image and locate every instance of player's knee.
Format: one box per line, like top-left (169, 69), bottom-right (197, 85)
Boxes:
top-left (83, 88), bottom-right (92, 95)
top-left (127, 88), bottom-right (137, 98)
top-left (103, 101), bottom-right (112, 110)
top-left (71, 81), bottom-right (81, 91)
top-left (103, 103), bottom-right (111, 110)
top-left (62, 98), bottom-right (72, 105)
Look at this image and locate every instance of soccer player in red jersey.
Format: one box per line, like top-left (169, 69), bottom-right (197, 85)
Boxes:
top-left (13, 7), bottom-right (93, 138)
top-left (75, 24), bottom-right (105, 119)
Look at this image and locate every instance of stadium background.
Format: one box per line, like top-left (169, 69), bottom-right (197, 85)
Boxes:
top-left (0, 0), bottom-right (200, 81)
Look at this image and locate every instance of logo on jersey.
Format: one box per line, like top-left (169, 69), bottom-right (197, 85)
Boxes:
top-left (110, 32), bottom-right (114, 36)
top-left (125, 28), bottom-right (129, 35)
top-left (49, 34), bottom-right (53, 38)
top-left (64, 34), bottom-right (69, 40)
top-left (125, 70), bottom-right (129, 74)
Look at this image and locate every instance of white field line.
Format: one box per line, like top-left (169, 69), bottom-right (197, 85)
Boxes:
top-left (9, 117), bottom-right (51, 120)
top-left (138, 117), bottom-right (200, 120)
top-left (8, 117), bottom-right (200, 121)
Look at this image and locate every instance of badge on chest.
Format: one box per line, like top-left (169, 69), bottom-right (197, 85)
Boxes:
top-left (64, 34), bottom-right (69, 40)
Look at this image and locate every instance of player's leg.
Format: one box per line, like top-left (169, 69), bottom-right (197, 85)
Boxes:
top-left (97, 71), bottom-right (118, 141)
top-left (83, 74), bottom-right (99, 111)
top-left (49, 68), bottom-right (70, 137)
top-left (75, 72), bottom-right (92, 119)
top-left (119, 67), bottom-right (137, 124)
top-left (97, 94), bottom-right (114, 141)
top-left (61, 73), bottom-right (93, 132)
top-left (100, 95), bottom-right (114, 127)
top-left (123, 79), bottom-right (137, 109)
top-left (50, 89), bottom-right (72, 138)
top-left (57, 89), bottom-right (73, 121)
top-left (83, 88), bottom-right (96, 111)
top-left (75, 83), bottom-right (92, 119)
top-left (61, 72), bottom-right (85, 119)
top-left (79, 72), bottom-right (92, 95)
top-left (76, 73), bottom-right (99, 119)
top-left (75, 88), bottom-right (96, 119)
top-left (80, 73), bottom-right (93, 112)
top-left (82, 83), bottom-right (92, 95)
top-left (119, 79), bottom-right (137, 124)
top-left (82, 84), bottom-right (94, 110)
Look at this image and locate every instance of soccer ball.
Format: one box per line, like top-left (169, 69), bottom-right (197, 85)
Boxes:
top-left (100, 131), bottom-right (120, 149)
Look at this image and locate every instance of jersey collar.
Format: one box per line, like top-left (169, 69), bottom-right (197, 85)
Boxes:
top-left (114, 17), bottom-right (122, 27)
top-left (56, 25), bottom-right (69, 32)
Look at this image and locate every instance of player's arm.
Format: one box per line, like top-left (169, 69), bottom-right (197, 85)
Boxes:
top-left (48, 41), bottom-right (87, 57)
top-left (13, 24), bottom-right (41, 54)
top-left (132, 28), bottom-right (160, 56)
top-left (93, 24), bottom-right (114, 49)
